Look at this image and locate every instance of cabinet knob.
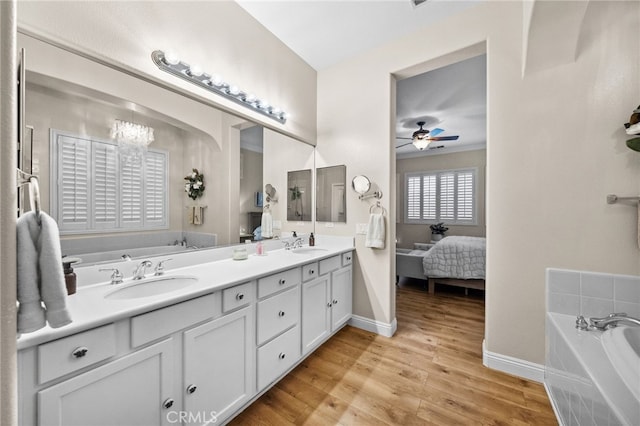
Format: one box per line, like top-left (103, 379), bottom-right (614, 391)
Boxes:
top-left (236, 293), bottom-right (244, 300)
top-left (186, 384), bottom-right (197, 394)
top-left (279, 279), bottom-right (286, 285)
top-left (162, 398), bottom-right (175, 409)
top-left (278, 352), bottom-right (286, 360)
top-left (333, 299), bottom-right (338, 305)
top-left (278, 310), bottom-right (285, 317)
top-left (309, 269), bottom-right (315, 275)
top-left (346, 256), bottom-right (351, 261)
top-left (327, 302), bottom-right (333, 307)
top-left (72, 346), bottom-right (89, 359)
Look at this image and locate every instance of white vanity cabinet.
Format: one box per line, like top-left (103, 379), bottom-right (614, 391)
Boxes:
top-left (302, 252), bottom-right (353, 355)
top-left (38, 339), bottom-right (175, 426)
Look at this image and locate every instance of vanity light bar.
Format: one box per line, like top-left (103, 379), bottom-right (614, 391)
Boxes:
top-left (151, 50), bottom-right (287, 124)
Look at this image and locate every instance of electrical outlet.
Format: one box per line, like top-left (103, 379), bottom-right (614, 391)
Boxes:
top-left (325, 222), bottom-right (334, 228)
top-left (356, 223), bottom-right (368, 235)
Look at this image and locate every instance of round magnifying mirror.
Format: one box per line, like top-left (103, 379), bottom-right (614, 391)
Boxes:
top-left (352, 175), bottom-right (371, 195)
top-left (265, 184), bottom-right (276, 198)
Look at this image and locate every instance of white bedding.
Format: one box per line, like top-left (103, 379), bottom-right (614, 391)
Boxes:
top-left (422, 236), bottom-right (486, 279)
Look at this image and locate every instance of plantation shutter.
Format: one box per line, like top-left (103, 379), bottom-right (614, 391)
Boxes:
top-left (456, 171), bottom-right (474, 222)
top-left (144, 151), bottom-right (167, 226)
top-left (406, 175), bottom-right (421, 220)
top-left (92, 141), bottom-right (118, 229)
top-left (57, 135), bottom-right (90, 231)
top-left (404, 168), bottom-right (477, 225)
top-left (121, 159), bottom-right (144, 228)
top-left (52, 130), bottom-right (168, 234)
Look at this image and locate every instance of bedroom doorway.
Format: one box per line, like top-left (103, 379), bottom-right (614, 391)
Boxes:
top-left (392, 43), bottom-right (487, 349)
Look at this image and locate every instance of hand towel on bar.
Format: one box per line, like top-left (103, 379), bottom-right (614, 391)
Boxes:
top-left (261, 210), bottom-right (273, 238)
top-left (188, 206), bottom-right (195, 224)
top-left (193, 206), bottom-right (203, 225)
top-left (365, 213), bottom-right (386, 249)
top-left (17, 211), bottom-right (72, 333)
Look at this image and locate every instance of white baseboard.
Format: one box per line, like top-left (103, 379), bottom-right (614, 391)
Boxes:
top-left (348, 315), bottom-right (397, 337)
top-left (482, 339), bottom-right (545, 383)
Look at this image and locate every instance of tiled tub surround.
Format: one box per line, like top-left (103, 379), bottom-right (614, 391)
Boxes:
top-left (546, 269), bottom-right (640, 425)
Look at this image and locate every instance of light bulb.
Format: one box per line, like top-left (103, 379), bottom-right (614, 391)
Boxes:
top-left (189, 65), bottom-right (203, 77)
top-left (229, 85), bottom-right (240, 95)
top-left (211, 74), bottom-right (224, 86)
top-left (258, 99), bottom-right (270, 110)
top-left (244, 93), bottom-right (256, 103)
top-left (271, 107), bottom-right (282, 115)
top-left (163, 51), bottom-right (179, 65)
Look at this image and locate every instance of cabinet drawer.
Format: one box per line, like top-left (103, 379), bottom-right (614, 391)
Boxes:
top-left (222, 281), bottom-right (255, 313)
top-left (257, 286), bottom-right (300, 345)
top-left (257, 325), bottom-right (300, 390)
top-left (38, 323), bottom-right (116, 384)
top-left (257, 268), bottom-right (300, 298)
top-left (302, 262), bottom-right (318, 282)
top-left (342, 252), bottom-right (353, 266)
top-left (131, 293), bottom-right (219, 348)
top-left (319, 255), bottom-right (341, 275)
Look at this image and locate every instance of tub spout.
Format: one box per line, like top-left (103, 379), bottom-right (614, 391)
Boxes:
top-left (589, 313), bottom-right (640, 330)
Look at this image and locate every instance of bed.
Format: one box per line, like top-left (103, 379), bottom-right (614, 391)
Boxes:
top-left (422, 236), bottom-right (486, 294)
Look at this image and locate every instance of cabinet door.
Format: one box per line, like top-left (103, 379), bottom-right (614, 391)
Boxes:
top-left (301, 275), bottom-right (331, 355)
top-left (38, 339), bottom-right (174, 426)
top-left (183, 305), bottom-right (254, 426)
top-left (331, 267), bottom-right (353, 331)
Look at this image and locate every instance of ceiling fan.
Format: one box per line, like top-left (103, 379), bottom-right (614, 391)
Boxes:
top-left (396, 121), bottom-right (460, 150)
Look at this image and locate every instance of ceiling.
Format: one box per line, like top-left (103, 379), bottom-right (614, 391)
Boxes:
top-left (235, 0), bottom-right (486, 158)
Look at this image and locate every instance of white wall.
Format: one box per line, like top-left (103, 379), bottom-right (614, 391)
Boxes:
top-left (317, 0), bottom-right (640, 364)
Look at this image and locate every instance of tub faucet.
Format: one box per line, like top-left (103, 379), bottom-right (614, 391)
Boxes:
top-left (589, 313), bottom-right (640, 330)
top-left (132, 260), bottom-right (153, 280)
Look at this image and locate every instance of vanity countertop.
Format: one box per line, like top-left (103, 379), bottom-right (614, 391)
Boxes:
top-left (18, 238), bottom-right (354, 350)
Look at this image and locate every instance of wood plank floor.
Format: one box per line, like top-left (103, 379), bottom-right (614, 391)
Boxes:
top-left (230, 279), bottom-right (557, 425)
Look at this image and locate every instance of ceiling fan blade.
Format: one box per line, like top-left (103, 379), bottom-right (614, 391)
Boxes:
top-left (429, 128), bottom-right (445, 137)
top-left (395, 142), bottom-right (413, 149)
top-left (427, 135), bottom-right (459, 141)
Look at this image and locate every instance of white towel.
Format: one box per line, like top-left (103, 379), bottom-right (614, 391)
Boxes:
top-left (261, 210), bottom-right (273, 239)
top-left (365, 213), bottom-right (385, 249)
top-left (17, 211), bottom-right (72, 333)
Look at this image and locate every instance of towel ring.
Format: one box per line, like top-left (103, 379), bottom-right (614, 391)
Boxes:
top-left (17, 168), bottom-right (42, 225)
top-left (369, 201), bottom-right (385, 214)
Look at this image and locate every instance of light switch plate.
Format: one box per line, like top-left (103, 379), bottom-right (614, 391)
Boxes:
top-left (356, 223), bottom-right (368, 235)
top-left (324, 222), bottom-right (334, 228)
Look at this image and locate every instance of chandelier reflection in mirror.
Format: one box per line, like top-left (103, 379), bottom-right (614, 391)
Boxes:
top-left (151, 50), bottom-right (287, 124)
top-left (110, 119), bottom-right (155, 164)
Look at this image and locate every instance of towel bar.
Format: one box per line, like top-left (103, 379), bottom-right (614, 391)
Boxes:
top-left (606, 194), bottom-right (640, 204)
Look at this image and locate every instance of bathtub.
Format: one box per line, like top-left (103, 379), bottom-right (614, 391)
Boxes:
top-left (72, 244), bottom-right (190, 265)
top-left (546, 312), bottom-right (640, 425)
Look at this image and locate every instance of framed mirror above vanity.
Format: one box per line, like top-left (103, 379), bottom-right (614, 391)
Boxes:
top-left (20, 33), bottom-right (315, 266)
top-left (316, 165), bottom-right (346, 223)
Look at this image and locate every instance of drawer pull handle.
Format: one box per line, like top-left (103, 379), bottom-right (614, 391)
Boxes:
top-left (278, 353), bottom-right (286, 360)
top-left (278, 310), bottom-right (285, 317)
top-left (333, 299), bottom-right (338, 305)
top-left (162, 398), bottom-right (175, 409)
top-left (309, 269), bottom-right (315, 274)
top-left (72, 347), bottom-right (89, 358)
top-left (186, 384), bottom-right (197, 394)
top-left (279, 279), bottom-right (286, 285)
top-left (236, 293), bottom-right (244, 300)
top-left (327, 302), bottom-right (333, 307)
top-left (346, 256), bottom-right (351, 261)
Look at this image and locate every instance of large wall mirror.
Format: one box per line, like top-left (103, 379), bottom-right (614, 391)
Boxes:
top-left (21, 33), bottom-right (315, 266)
top-left (316, 165), bottom-right (346, 223)
top-left (286, 169), bottom-right (312, 222)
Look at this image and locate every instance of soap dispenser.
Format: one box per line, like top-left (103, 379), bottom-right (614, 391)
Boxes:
top-left (62, 257), bottom-right (81, 295)
top-left (309, 233), bottom-right (315, 247)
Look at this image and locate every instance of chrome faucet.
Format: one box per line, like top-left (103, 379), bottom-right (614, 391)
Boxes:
top-left (292, 238), bottom-right (304, 249)
top-left (154, 258), bottom-right (172, 276)
top-left (132, 260), bottom-right (153, 280)
top-left (99, 268), bottom-right (124, 285)
top-left (589, 313), bottom-right (640, 330)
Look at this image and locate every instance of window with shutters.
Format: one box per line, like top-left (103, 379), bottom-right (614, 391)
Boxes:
top-left (404, 168), bottom-right (477, 225)
top-left (51, 130), bottom-right (168, 234)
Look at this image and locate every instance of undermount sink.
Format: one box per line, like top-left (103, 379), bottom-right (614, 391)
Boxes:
top-left (104, 275), bottom-right (198, 300)
top-left (291, 247), bottom-right (329, 255)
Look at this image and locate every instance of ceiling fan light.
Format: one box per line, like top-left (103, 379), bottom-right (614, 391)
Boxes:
top-left (412, 139), bottom-right (430, 151)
